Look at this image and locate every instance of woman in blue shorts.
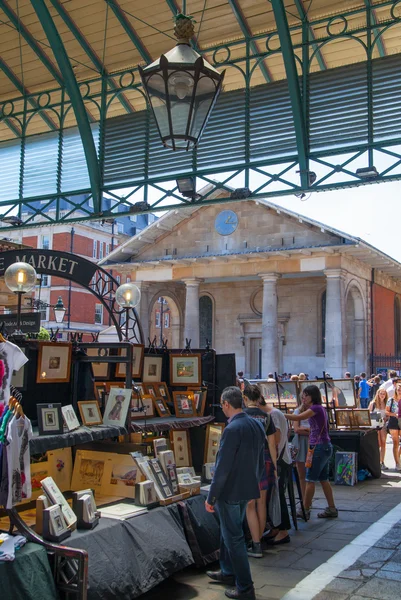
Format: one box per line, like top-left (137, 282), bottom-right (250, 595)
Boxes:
top-left (285, 385), bottom-right (338, 521)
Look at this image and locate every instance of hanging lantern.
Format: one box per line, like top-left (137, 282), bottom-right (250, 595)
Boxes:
top-left (139, 14), bottom-right (225, 151)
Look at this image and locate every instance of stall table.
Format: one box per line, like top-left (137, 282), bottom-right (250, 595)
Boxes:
top-left (129, 415), bottom-right (214, 433)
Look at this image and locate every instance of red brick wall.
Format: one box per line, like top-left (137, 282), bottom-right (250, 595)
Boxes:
top-left (50, 290), bottom-right (101, 325)
top-left (53, 232), bottom-right (93, 257)
top-left (22, 236), bottom-right (37, 248)
top-left (373, 283), bottom-right (395, 354)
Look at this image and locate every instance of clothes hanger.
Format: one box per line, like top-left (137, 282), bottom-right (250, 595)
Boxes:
top-left (0, 333), bottom-right (6, 343)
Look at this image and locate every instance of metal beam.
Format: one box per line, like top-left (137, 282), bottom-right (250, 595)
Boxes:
top-left (271, 0), bottom-right (308, 188)
top-left (165, 0), bottom-right (201, 51)
top-left (364, 0), bottom-right (386, 57)
top-left (293, 0), bottom-right (327, 70)
top-left (0, 0), bottom-right (63, 85)
top-left (106, 0), bottom-right (152, 64)
top-left (49, 0), bottom-right (134, 113)
top-left (227, 0), bottom-right (272, 83)
top-left (0, 55), bottom-right (57, 131)
top-left (30, 0), bottom-right (102, 213)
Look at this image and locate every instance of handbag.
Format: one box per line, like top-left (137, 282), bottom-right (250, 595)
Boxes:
top-left (305, 421), bottom-right (326, 469)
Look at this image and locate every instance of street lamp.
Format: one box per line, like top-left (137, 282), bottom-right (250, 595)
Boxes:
top-left (4, 262), bottom-right (37, 335)
top-left (139, 14), bottom-right (225, 151)
top-left (53, 297), bottom-right (66, 324)
top-left (115, 283), bottom-right (141, 340)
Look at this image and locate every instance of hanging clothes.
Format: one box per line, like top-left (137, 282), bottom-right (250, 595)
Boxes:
top-left (0, 342), bottom-right (28, 411)
top-left (5, 414), bottom-right (32, 508)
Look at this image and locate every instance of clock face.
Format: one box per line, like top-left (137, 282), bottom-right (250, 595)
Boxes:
top-left (215, 210), bottom-right (239, 236)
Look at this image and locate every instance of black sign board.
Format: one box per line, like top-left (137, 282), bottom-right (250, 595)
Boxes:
top-left (0, 249), bottom-right (97, 287)
top-left (0, 312), bottom-right (40, 333)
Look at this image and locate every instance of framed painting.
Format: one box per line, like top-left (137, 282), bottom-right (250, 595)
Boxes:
top-left (169, 429), bottom-right (192, 467)
top-left (37, 403), bottom-right (63, 435)
top-left (254, 381), bottom-right (278, 403)
top-left (353, 409), bottom-right (371, 427)
top-left (103, 387), bottom-right (132, 428)
top-left (173, 391), bottom-right (196, 418)
top-left (326, 379), bottom-right (357, 408)
top-left (204, 423), bottom-right (225, 464)
top-left (143, 383), bottom-right (157, 398)
top-left (299, 380), bottom-right (328, 406)
top-left (154, 382), bottom-right (171, 402)
top-left (94, 382), bottom-right (107, 407)
top-left (102, 454), bottom-right (139, 499)
top-left (130, 394), bottom-right (154, 419)
top-left (153, 396), bottom-right (171, 418)
top-left (78, 400), bottom-right (103, 426)
top-left (85, 347), bottom-right (109, 379)
top-left (143, 355), bottom-right (163, 382)
top-left (71, 449), bottom-right (111, 493)
top-left (36, 342), bottom-right (72, 384)
top-left (188, 387), bottom-right (207, 416)
top-left (116, 344), bottom-right (145, 379)
top-left (170, 353), bottom-right (201, 387)
top-left (277, 381), bottom-right (298, 406)
top-left (335, 409), bottom-right (353, 428)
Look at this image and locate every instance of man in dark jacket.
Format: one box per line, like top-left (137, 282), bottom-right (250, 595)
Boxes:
top-left (205, 386), bottom-right (265, 600)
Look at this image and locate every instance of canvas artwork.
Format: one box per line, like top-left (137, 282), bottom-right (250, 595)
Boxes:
top-left (37, 342), bottom-right (72, 383)
top-left (353, 409), bottom-right (371, 427)
top-left (326, 379), bottom-right (357, 408)
top-left (255, 381), bottom-right (278, 403)
top-left (277, 382), bottom-right (298, 404)
top-left (103, 387), bottom-right (132, 428)
top-left (71, 450), bottom-right (112, 492)
top-left (335, 409), bottom-right (353, 427)
top-left (143, 355), bottom-right (163, 382)
top-left (170, 354), bottom-right (201, 386)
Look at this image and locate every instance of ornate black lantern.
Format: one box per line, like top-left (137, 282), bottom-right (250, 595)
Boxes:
top-left (139, 15), bottom-right (225, 151)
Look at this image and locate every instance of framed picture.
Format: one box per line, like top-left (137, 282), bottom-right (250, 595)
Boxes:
top-left (102, 454), bottom-right (139, 499)
top-left (11, 348), bottom-right (27, 390)
top-left (326, 379), bottom-right (357, 408)
top-left (116, 344), bottom-right (145, 379)
top-left (36, 342), bottom-right (72, 384)
top-left (85, 347), bottom-right (109, 379)
top-left (188, 387), bottom-right (207, 416)
top-left (353, 409), bottom-right (371, 427)
top-left (133, 383), bottom-right (145, 396)
top-left (47, 504), bottom-right (68, 537)
top-left (103, 387), bottom-right (132, 428)
top-left (169, 429), bottom-right (192, 467)
top-left (134, 456), bottom-right (165, 501)
top-left (253, 381), bottom-right (278, 403)
top-left (153, 396), bottom-right (171, 418)
top-left (299, 380), bottom-right (328, 406)
top-left (130, 394), bottom-right (154, 419)
top-left (143, 355), bottom-right (163, 382)
top-left (143, 383), bottom-right (157, 397)
top-left (173, 391), bottom-right (196, 418)
top-left (154, 382), bottom-right (171, 402)
top-left (277, 381), bottom-right (298, 406)
top-left (204, 423), bottom-right (225, 464)
top-left (335, 409), bottom-right (353, 428)
top-left (170, 353), bottom-right (201, 386)
top-left (71, 449), bottom-right (111, 493)
top-left (61, 405), bottom-right (80, 431)
top-left (78, 400), bottom-right (103, 426)
top-left (94, 382), bottom-right (107, 407)
top-left (37, 403), bottom-right (63, 435)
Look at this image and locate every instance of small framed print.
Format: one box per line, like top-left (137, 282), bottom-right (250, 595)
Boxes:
top-left (102, 454), bottom-right (139, 498)
top-left (204, 423), bottom-right (225, 464)
top-left (169, 429), bottom-right (192, 467)
top-left (143, 355), bottom-right (163, 382)
top-left (62, 405), bottom-right (80, 431)
top-left (37, 342), bottom-right (72, 384)
top-left (103, 387), bottom-right (132, 428)
top-left (37, 403), bottom-right (63, 435)
top-left (46, 504), bottom-right (68, 537)
top-left (133, 383), bottom-right (145, 396)
top-left (116, 344), bottom-right (145, 379)
top-left (153, 397), bottom-right (171, 418)
top-left (94, 382), bottom-right (107, 407)
top-left (173, 391), bottom-right (196, 418)
top-left (154, 382), bottom-right (171, 402)
top-left (85, 347), bottom-right (109, 379)
top-left (143, 383), bottom-right (157, 397)
top-left (78, 401), bottom-right (103, 426)
top-left (170, 353), bottom-right (201, 387)
top-left (335, 409), bottom-right (353, 428)
top-left (188, 387), bottom-right (207, 416)
top-left (130, 394), bottom-right (154, 419)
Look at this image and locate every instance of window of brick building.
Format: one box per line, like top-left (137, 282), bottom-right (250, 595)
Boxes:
top-left (41, 235), bottom-right (50, 250)
top-left (93, 240), bottom-right (98, 259)
top-left (155, 312), bottom-right (161, 328)
top-left (95, 304), bottom-right (103, 325)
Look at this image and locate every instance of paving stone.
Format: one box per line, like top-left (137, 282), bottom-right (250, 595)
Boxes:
top-left (256, 585), bottom-right (292, 599)
top-left (339, 568), bottom-right (376, 580)
top-left (353, 547), bottom-right (394, 568)
top-left (376, 568), bottom-right (401, 582)
top-left (312, 592), bottom-right (349, 600)
top-left (381, 561), bottom-right (401, 573)
top-left (302, 537), bottom-right (349, 552)
top-left (291, 550), bottom-right (336, 571)
top-left (356, 577), bottom-right (401, 599)
top-left (324, 576), bottom-right (362, 594)
top-left (252, 567), bottom-right (311, 588)
top-left (328, 522), bottom-right (370, 535)
top-left (373, 533), bottom-right (401, 549)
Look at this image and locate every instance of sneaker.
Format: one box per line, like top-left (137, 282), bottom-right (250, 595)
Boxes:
top-left (381, 463), bottom-right (389, 471)
top-left (318, 506), bottom-right (338, 518)
top-left (296, 507), bottom-right (308, 520)
top-left (247, 542), bottom-right (263, 558)
top-left (396, 464), bottom-right (401, 471)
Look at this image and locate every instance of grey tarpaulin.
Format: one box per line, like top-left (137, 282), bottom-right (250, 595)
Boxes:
top-left (66, 504), bottom-right (193, 599)
top-left (129, 415), bottom-right (214, 433)
top-left (29, 425), bottom-right (127, 454)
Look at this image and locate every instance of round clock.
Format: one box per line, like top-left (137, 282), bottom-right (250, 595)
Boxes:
top-left (215, 210), bottom-right (239, 236)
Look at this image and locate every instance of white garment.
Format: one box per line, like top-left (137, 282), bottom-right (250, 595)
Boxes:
top-left (294, 407), bottom-right (310, 429)
top-left (0, 341), bottom-right (29, 408)
top-left (0, 533), bottom-right (27, 561)
top-left (6, 414), bottom-right (32, 509)
top-left (380, 379), bottom-right (394, 399)
top-left (270, 408), bottom-right (292, 465)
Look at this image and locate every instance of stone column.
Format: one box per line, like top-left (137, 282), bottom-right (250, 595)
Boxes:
top-left (183, 279), bottom-right (201, 348)
top-left (260, 273), bottom-right (280, 377)
top-left (135, 281), bottom-right (150, 345)
top-left (324, 269), bottom-right (346, 378)
top-left (354, 318), bottom-right (366, 375)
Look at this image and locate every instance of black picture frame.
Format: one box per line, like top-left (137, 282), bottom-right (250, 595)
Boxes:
top-left (37, 403), bottom-right (63, 436)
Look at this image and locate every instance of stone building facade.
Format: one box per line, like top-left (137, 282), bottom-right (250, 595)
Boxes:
top-left (100, 196), bottom-right (401, 379)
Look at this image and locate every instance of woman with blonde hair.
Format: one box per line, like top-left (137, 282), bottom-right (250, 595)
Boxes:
top-left (369, 388), bottom-right (388, 470)
top-left (385, 381), bottom-right (401, 470)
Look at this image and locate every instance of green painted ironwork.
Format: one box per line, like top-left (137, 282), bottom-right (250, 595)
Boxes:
top-left (106, 0), bottom-right (152, 64)
top-left (0, 0), bottom-right (400, 230)
top-left (293, 0), bottom-right (327, 70)
top-left (30, 0), bottom-right (102, 213)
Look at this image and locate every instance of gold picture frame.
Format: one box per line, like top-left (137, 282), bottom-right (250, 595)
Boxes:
top-left (78, 400), bottom-right (103, 426)
top-left (187, 386), bottom-right (207, 416)
top-left (204, 423), bottom-right (225, 464)
top-left (115, 344), bottom-right (145, 379)
top-left (143, 355), bottom-right (163, 382)
top-left (36, 342), bottom-right (72, 384)
top-left (170, 353), bottom-right (201, 387)
top-left (130, 394), bottom-right (154, 419)
top-left (153, 396), bottom-right (171, 418)
top-left (169, 429), bottom-right (192, 467)
top-left (173, 391), bottom-right (196, 418)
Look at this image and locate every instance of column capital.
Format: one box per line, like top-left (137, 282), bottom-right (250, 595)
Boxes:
top-left (258, 273), bottom-right (281, 283)
top-left (324, 268), bottom-right (346, 279)
top-left (134, 280), bottom-right (151, 290)
top-left (182, 278), bottom-right (203, 287)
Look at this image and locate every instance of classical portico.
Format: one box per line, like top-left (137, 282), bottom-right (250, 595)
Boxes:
top-left (99, 197), bottom-right (401, 378)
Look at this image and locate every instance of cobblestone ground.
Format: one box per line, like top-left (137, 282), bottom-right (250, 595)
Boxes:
top-left (141, 441), bottom-right (401, 600)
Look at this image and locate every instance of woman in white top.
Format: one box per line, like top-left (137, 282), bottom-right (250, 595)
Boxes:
top-left (292, 404), bottom-right (310, 502)
top-left (368, 388), bottom-right (388, 470)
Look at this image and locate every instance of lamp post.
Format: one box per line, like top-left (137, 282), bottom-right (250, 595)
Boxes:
top-left (139, 14), bottom-right (225, 151)
top-left (53, 297), bottom-right (67, 324)
top-left (115, 283), bottom-right (141, 340)
top-left (4, 262), bottom-right (37, 336)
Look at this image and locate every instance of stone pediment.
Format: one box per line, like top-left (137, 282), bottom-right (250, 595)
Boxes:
top-left (134, 200), bottom-right (347, 262)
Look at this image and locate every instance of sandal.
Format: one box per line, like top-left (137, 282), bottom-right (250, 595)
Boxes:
top-left (317, 507), bottom-right (338, 519)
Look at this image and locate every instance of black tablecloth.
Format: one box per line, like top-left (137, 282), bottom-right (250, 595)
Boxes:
top-left (0, 542), bottom-right (58, 600)
top-left (30, 425), bottom-right (127, 454)
top-left (329, 429), bottom-right (381, 478)
top-left (66, 504), bottom-right (193, 599)
top-left (130, 415), bottom-right (214, 433)
top-left (174, 494), bottom-right (220, 566)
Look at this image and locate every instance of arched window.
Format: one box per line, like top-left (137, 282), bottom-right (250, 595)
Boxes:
top-left (321, 290), bottom-right (326, 354)
top-left (199, 295), bottom-right (213, 348)
top-left (395, 296), bottom-right (401, 355)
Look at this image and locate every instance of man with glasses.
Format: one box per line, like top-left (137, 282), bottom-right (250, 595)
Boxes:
top-left (205, 386), bottom-right (265, 600)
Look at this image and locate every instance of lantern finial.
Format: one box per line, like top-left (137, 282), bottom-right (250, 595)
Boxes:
top-left (174, 14), bottom-right (195, 44)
